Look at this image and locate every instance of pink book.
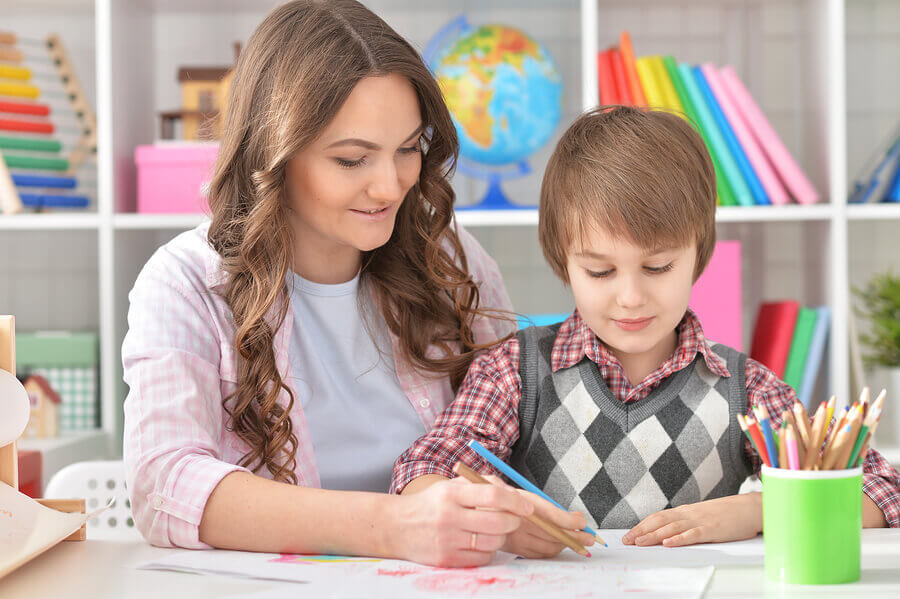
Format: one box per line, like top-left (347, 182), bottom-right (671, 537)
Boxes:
top-left (702, 64), bottom-right (789, 205)
top-left (719, 66), bottom-right (818, 204)
top-left (689, 240), bottom-right (742, 351)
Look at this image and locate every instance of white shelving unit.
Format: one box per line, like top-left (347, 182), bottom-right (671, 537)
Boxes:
top-left (1, 0), bottom-right (898, 468)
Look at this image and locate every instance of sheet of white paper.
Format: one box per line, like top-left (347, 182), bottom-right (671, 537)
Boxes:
top-left (0, 483), bottom-right (93, 577)
top-left (139, 544), bottom-right (714, 598)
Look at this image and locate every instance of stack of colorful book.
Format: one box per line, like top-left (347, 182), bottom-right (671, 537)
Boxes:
top-left (848, 122), bottom-right (900, 204)
top-left (749, 301), bottom-right (831, 408)
top-left (598, 31), bottom-right (819, 207)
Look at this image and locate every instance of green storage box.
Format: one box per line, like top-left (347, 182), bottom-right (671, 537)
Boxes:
top-left (16, 332), bottom-right (99, 431)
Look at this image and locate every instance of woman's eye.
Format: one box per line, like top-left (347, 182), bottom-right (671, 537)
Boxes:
top-left (645, 263), bottom-right (674, 274)
top-left (398, 139), bottom-right (422, 155)
top-left (335, 157), bottom-right (366, 168)
top-left (587, 269), bottom-right (613, 278)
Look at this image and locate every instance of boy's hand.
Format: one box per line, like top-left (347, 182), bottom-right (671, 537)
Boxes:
top-left (485, 476), bottom-right (595, 558)
top-left (622, 492), bottom-right (762, 547)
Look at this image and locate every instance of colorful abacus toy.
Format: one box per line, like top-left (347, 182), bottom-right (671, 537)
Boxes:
top-left (0, 31), bottom-right (96, 214)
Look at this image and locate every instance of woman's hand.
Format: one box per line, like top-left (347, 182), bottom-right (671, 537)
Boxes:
top-left (622, 493), bottom-right (763, 547)
top-left (390, 476), bottom-right (534, 567)
top-left (498, 483), bottom-right (596, 559)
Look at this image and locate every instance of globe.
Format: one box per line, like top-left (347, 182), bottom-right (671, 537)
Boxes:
top-left (424, 17), bottom-right (563, 209)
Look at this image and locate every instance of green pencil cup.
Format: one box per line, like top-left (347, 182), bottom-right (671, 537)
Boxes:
top-left (761, 465), bottom-right (862, 585)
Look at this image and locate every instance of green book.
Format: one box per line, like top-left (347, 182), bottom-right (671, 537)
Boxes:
top-left (783, 307), bottom-right (818, 392)
top-left (665, 57), bottom-right (737, 207)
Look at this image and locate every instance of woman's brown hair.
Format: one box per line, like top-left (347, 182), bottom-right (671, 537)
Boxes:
top-left (207, 0), bottom-right (507, 483)
top-left (539, 106), bottom-right (717, 282)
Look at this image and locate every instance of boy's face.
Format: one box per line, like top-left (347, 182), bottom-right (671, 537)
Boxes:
top-left (566, 226), bottom-right (696, 363)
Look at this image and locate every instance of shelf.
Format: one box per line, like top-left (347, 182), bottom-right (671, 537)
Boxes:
top-left (715, 205), bottom-right (834, 223)
top-left (110, 204), bottom-right (841, 231)
top-left (18, 429), bottom-right (110, 491)
top-left (0, 214), bottom-right (101, 230)
top-left (847, 204), bottom-right (900, 221)
top-left (455, 209), bottom-right (539, 227)
top-left (113, 213), bottom-right (208, 230)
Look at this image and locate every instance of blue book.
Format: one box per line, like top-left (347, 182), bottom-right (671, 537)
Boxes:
top-left (883, 152), bottom-right (900, 202)
top-left (850, 140), bottom-right (900, 203)
top-left (849, 122), bottom-right (900, 202)
top-left (798, 306), bottom-right (830, 409)
top-left (693, 66), bottom-right (769, 205)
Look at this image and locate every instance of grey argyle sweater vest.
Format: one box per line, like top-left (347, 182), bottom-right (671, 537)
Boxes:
top-left (509, 324), bottom-right (752, 529)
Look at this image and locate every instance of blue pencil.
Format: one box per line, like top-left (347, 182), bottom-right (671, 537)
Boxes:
top-left (466, 440), bottom-right (604, 544)
top-left (753, 406), bottom-right (780, 468)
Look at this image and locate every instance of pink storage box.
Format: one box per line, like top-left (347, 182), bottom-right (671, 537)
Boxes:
top-left (135, 143), bottom-right (219, 213)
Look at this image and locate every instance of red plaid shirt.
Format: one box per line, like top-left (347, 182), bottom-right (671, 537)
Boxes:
top-left (391, 309), bottom-right (900, 527)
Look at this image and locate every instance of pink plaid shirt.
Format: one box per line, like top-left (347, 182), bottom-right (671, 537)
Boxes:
top-left (391, 310), bottom-right (900, 528)
top-left (122, 222), bottom-right (514, 548)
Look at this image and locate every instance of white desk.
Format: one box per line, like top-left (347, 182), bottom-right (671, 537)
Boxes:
top-left (2, 531), bottom-right (900, 598)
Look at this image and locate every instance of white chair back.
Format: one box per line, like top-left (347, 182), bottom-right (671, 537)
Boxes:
top-left (45, 460), bottom-right (142, 540)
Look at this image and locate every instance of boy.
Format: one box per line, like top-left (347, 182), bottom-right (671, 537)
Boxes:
top-left (391, 107), bottom-right (900, 555)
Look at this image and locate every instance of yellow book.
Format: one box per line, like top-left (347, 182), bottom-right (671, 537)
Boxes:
top-left (635, 57), bottom-right (665, 109)
top-left (649, 55), bottom-right (684, 115)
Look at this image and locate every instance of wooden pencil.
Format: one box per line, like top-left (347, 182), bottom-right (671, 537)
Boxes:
top-left (854, 406), bottom-right (883, 468)
top-left (745, 415), bottom-right (771, 467)
top-left (846, 407), bottom-right (878, 469)
top-left (824, 395), bottom-right (836, 434)
top-left (802, 402), bottom-right (828, 470)
top-left (791, 419), bottom-right (806, 468)
top-left (792, 401), bottom-right (811, 449)
top-left (778, 419), bottom-right (789, 469)
top-left (452, 462), bottom-right (591, 557)
top-left (858, 387), bottom-right (871, 419)
top-left (821, 421), bottom-right (854, 470)
top-left (872, 388), bottom-right (886, 414)
top-left (833, 406), bottom-right (863, 470)
top-left (786, 426), bottom-right (800, 470)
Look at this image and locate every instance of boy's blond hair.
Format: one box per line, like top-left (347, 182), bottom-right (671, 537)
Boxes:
top-left (539, 106), bottom-right (717, 282)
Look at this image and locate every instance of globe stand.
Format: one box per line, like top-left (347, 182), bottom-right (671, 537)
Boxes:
top-left (455, 161), bottom-right (536, 211)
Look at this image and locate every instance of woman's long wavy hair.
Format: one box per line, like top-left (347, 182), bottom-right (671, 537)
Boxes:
top-left (207, 0), bottom-right (510, 484)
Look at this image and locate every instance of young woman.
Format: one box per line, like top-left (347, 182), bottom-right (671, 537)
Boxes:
top-left (122, 0), bottom-right (584, 567)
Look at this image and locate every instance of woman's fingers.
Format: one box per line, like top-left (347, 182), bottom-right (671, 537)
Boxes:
top-left (522, 490), bottom-right (588, 532)
top-left (452, 478), bottom-right (534, 517)
top-left (457, 504), bottom-right (523, 536)
top-left (459, 529), bottom-right (508, 553)
top-left (634, 519), bottom-right (691, 546)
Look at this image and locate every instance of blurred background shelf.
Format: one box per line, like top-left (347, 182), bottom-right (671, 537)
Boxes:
top-left (18, 429), bottom-right (109, 491)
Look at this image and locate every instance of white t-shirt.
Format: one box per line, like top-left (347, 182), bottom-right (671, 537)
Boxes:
top-left (287, 270), bottom-right (426, 493)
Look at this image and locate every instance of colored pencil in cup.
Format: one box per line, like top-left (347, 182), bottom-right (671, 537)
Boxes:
top-left (754, 405), bottom-right (780, 468)
top-left (792, 401), bottom-right (811, 449)
top-left (854, 406), bottom-right (883, 468)
top-left (825, 395), bottom-right (836, 431)
top-left (786, 426), bottom-right (800, 470)
top-left (778, 419), bottom-right (789, 469)
top-left (465, 440), bottom-right (605, 545)
top-left (859, 387), bottom-right (871, 419)
top-left (846, 407), bottom-right (877, 469)
top-left (834, 405), bottom-right (864, 469)
top-left (802, 401), bottom-right (828, 470)
top-left (452, 461), bottom-right (591, 558)
top-left (744, 415), bottom-right (771, 467)
top-left (788, 418), bottom-right (806, 468)
top-left (738, 415), bottom-right (767, 466)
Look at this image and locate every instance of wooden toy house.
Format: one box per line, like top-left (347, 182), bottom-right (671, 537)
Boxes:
top-left (23, 374), bottom-right (61, 438)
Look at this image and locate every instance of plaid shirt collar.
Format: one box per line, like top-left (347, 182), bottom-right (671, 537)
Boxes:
top-left (550, 308), bottom-right (731, 379)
